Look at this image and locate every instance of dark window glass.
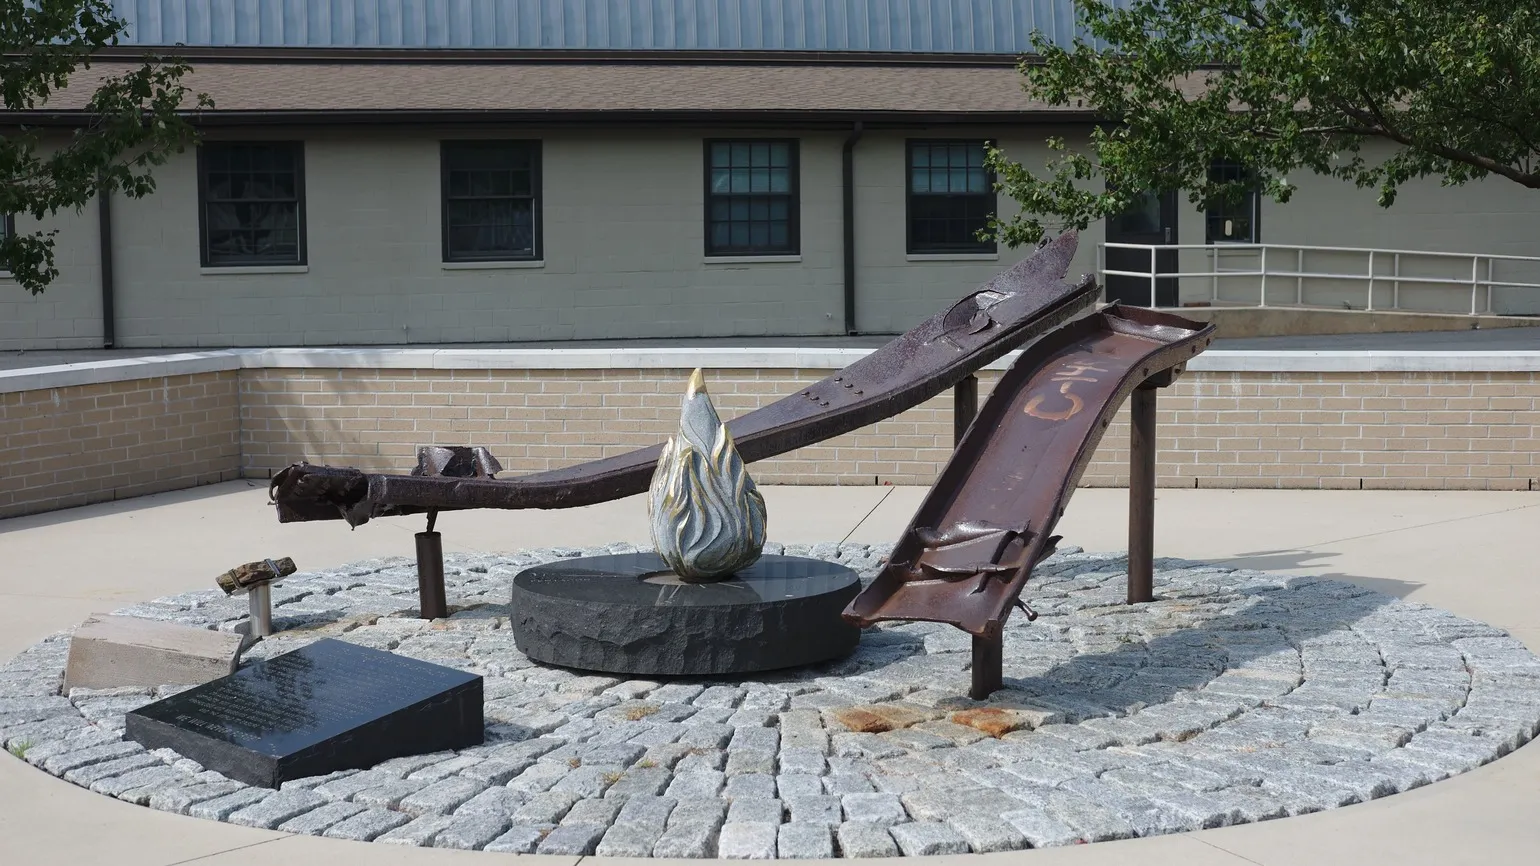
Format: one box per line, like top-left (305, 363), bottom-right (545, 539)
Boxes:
top-left (442, 141), bottom-right (541, 262)
top-left (1206, 160), bottom-right (1258, 243)
top-left (199, 142), bottom-right (305, 266)
top-left (907, 140), bottom-right (997, 254)
top-left (0, 213), bottom-right (12, 244)
top-left (705, 140), bottom-right (798, 255)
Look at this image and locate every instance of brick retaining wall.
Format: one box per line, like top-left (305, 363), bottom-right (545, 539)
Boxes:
top-left (240, 368), bottom-right (1540, 492)
top-left (0, 372), bottom-right (240, 518)
top-left (2, 355), bottom-right (1536, 519)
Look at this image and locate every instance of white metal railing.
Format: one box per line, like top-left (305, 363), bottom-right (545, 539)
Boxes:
top-left (1095, 242), bottom-right (1540, 315)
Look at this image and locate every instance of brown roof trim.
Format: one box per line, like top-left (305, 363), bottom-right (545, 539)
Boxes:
top-left (5, 109), bottom-right (1101, 129)
top-left (85, 46), bottom-right (1031, 68)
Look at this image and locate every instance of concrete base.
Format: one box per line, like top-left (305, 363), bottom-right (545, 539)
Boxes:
top-left (63, 615), bottom-right (245, 692)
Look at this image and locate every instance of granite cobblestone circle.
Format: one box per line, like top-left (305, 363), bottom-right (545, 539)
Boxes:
top-left (4, 542), bottom-right (1539, 857)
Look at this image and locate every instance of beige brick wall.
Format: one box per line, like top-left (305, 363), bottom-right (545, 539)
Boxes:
top-left (5, 366), bottom-right (1534, 520)
top-left (239, 368), bottom-right (1540, 492)
top-left (1081, 372), bottom-right (1540, 490)
top-left (238, 367), bottom-right (960, 485)
top-left (0, 372), bottom-right (241, 518)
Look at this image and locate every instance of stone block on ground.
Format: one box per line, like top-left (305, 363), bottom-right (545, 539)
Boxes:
top-left (64, 615), bottom-right (244, 692)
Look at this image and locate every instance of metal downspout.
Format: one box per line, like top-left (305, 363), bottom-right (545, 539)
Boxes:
top-left (97, 187), bottom-right (116, 348)
top-left (841, 121), bottom-right (864, 335)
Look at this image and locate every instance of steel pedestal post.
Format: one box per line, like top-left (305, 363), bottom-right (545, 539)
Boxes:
top-left (1128, 386), bottom-right (1157, 604)
top-left (246, 584), bottom-right (273, 638)
top-left (416, 531), bottom-right (449, 620)
top-left (956, 376), bottom-right (1002, 699)
top-left (954, 375), bottom-right (979, 445)
top-left (970, 633), bottom-right (1003, 700)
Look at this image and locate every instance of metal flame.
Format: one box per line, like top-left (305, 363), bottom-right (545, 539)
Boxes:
top-left (648, 368), bottom-right (768, 582)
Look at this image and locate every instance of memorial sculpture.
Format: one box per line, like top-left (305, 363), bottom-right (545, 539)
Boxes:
top-left (266, 232), bottom-right (1216, 696)
top-left (647, 368), bottom-right (768, 582)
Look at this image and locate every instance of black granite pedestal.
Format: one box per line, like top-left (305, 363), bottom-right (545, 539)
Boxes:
top-left (509, 553), bottom-right (861, 676)
top-left (124, 638), bottom-right (483, 788)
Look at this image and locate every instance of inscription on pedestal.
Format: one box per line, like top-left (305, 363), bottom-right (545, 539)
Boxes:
top-left (125, 638), bottom-right (482, 788)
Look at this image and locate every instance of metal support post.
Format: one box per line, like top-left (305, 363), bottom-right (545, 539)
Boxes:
top-left (1128, 386), bottom-right (1157, 604)
top-left (970, 633), bottom-right (1004, 700)
top-left (416, 512), bottom-right (448, 620)
top-left (246, 584), bottom-right (273, 638)
top-left (954, 375), bottom-right (978, 446)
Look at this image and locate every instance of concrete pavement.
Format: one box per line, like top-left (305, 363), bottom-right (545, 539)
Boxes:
top-left (1, 482), bottom-right (1536, 865)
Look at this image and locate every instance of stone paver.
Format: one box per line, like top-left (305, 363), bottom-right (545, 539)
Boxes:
top-left (7, 547), bottom-right (1540, 858)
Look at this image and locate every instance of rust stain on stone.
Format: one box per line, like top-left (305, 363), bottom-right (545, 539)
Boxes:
top-left (865, 704), bottom-right (933, 730)
top-left (951, 707), bottom-right (1025, 738)
top-left (829, 708), bottom-right (893, 733)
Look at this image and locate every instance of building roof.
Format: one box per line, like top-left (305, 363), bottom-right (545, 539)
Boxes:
top-left (110, 0), bottom-right (1122, 54)
top-left (17, 59), bottom-right (1115, 125)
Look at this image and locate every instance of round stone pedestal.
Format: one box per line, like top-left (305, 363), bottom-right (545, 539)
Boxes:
top-left (508, 552), bottom-right (860, 676)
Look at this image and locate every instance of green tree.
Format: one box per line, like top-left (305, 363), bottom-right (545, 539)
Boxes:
top-left (988, 0), bottom-right (1540, 247)
top-left (2, 0), bottom-right (208, 294)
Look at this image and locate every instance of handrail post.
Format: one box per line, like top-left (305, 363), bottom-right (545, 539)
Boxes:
top-left (1471, 256), bottom-right (1481, 316)
top-left (1366, 250), bottom-right (1375, 310)
top-left (1149, 245), bottom-right (1158, 307)
top-left (1393, 253), bottom-right (1401, 309)
top-left (1487, 257), bottom-right (1495, 314)
top-left (1296, 248), bottom-right (1304, 305)
top-left (1259, 246), bottom-right (1268, 307)
top-left (1211, 248), bottom-right (1219, 302)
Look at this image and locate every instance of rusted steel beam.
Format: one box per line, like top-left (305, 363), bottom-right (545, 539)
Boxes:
top-left (268, 232), bottom-right (1099, 527)
top-left (843, 305), bottom-right (1216, 641)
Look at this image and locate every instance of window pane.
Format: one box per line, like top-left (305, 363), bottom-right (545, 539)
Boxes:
top-left (911, 147), bottom-right (930, 168)
top-left (706, 143), bottom-right (796, 255)
top-left (202, 143), bottom-right (303, 265)
top-left (967, 168), bottom-right (987, 194)
top-left (911, 169), bottom-right (929, 194)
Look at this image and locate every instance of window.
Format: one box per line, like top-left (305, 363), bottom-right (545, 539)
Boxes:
top-left (0, 212), bottom-right (12, 242)
top-left (705, 140), bottom-right (798, 256)
top-left (907, 140), bottom-right (997, 254)
top-left (198, 142), bottom-right (305, 266)
top-left (1205, 159), bottom-right (1259, 243)
top-left (441, 141), bottom-right (541, 262)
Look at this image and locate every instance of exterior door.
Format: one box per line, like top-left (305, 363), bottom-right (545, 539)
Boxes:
top-left (1104, 189), bottom-right (1178, 307)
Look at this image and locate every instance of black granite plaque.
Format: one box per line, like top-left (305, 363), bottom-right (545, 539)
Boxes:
top-left (124, 638), bottom-right (482, 788)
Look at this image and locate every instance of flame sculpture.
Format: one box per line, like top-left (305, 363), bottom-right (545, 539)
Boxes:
top-left (648, 368), bottom-right (768, 582)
